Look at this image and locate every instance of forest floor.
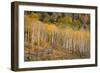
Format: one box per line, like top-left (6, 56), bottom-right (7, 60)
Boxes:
top-left (24, 47), bottom-right (90, 61)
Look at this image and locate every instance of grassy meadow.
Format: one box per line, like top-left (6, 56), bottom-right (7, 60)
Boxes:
top-left (24, 11), bottom-right (90, 61)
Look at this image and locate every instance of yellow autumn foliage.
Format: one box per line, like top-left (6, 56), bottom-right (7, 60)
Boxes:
top-left (46, 24), bottom-right (57, 31)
